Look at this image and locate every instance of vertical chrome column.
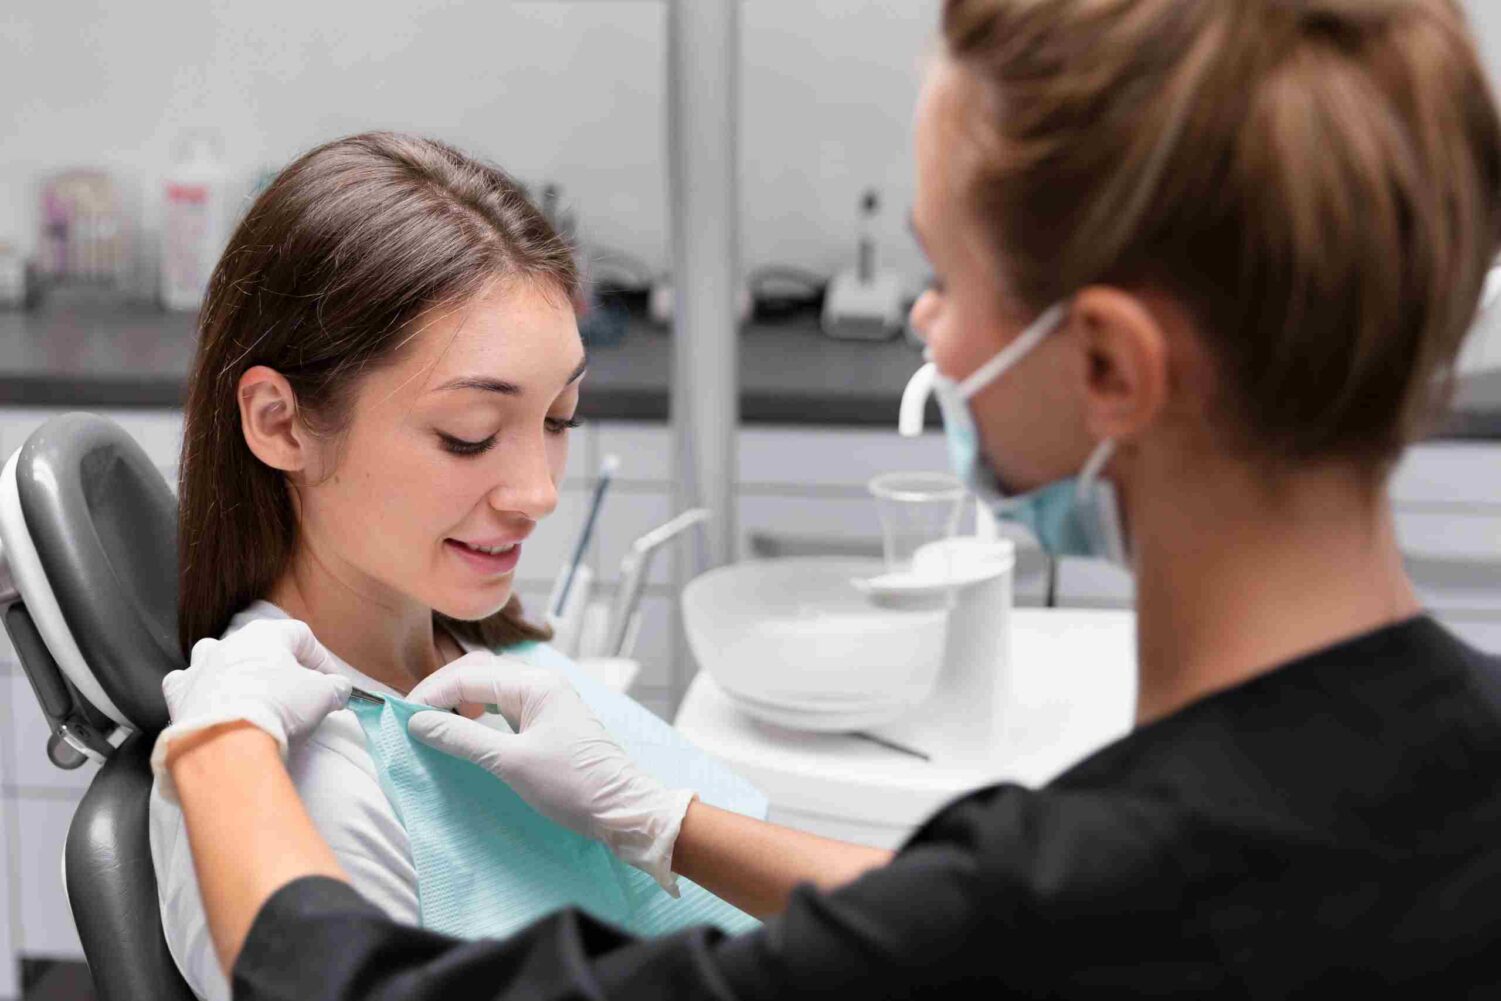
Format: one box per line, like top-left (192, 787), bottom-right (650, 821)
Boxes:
top-left (667, 0), bottom-right (740, 704)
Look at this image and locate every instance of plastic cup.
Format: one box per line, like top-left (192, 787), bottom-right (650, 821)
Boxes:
top-left (867, 472), bottom-right (966, 576)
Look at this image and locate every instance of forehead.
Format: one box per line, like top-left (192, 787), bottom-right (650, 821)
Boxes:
top-left (386, 281), bottom-right (581, 394)
top-left (913, 60), bottom-right (981, 237)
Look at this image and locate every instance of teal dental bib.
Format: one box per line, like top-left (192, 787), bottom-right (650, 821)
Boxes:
top-left (350, 642), bottom-right (764, 939)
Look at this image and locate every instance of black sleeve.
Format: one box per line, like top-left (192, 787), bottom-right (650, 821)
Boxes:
top-left (231, 812), bottom-right (992, 1001)
top-left (232, 783), bottom-right (1209, 1000)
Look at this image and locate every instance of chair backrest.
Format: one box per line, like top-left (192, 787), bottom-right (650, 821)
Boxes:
top-left (66, 734), bottom-right (196, 1001)
top-left (0, 413), bottom-right (194, 1001)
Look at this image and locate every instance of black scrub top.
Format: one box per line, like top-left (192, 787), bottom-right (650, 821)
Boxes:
top-left (232, 616), bottom-right (1501, 998)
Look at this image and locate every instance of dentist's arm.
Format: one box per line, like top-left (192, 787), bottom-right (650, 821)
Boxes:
top-left (407, 658), bottom-right (894, 918)
top-left (167, 723), bottom-right (345, 972)
top-left (672, 799), bottom-right (894, 918)
top-left (152, 620), bottom-right (355, 972)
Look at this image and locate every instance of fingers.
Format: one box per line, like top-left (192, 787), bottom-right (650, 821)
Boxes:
top-left (239, 619), bottom-right (341, 675)
top-left (322, 675), bottom-right (354, 711)
top-left (407, 712), bottom-right (514, 778)
top-left (406, 652), bottom-right (498, 709)
top-left (188, 637), bottom-right (220, 663)
top-left (408, 655), bottom-right (558, 730)
top-left (161, 669), bottom-right (188, 719)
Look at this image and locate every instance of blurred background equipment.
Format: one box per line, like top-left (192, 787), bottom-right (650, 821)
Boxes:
top-left (159, 131), bottom-right (232, 312)
top-left (36, 172), bottom-right (126, 290)
top-left (821, 188), bottom-right (907, 341)
top-left (0, 244), bottom-right (29, 310)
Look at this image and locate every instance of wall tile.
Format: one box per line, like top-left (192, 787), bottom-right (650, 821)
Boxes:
top-left (14, 797), bottom-right (84, 959)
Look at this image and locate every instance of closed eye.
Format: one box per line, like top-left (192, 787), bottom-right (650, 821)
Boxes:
top-left (438, 432), bottom-right (497, 457)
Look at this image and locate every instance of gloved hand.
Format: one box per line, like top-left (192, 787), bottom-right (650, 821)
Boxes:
top-left (407, 653), bottom-right (696, 895)
top-left (151, 619), bottom-right (352, 803)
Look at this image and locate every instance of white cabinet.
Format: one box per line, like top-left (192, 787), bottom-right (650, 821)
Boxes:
top-left (14, 797), bottom-right (84, 959)
top-left (1390, 442), bottom-right (1501, 650)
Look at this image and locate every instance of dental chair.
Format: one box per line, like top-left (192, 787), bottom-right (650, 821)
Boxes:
top-left (0, 412), bottom-right (195, 1001)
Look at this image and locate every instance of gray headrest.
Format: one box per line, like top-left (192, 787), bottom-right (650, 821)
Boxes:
top-left (15, 413), bottom-right (181, 731)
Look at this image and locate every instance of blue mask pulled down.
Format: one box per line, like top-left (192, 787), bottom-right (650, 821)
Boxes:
top-left (350, 642), bottom-right (764, 940)
top-left (901, 302), bottom-right (1128, 565)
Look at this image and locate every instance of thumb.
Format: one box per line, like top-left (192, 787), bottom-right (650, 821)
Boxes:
top-left (268, 619), bottom-right (341, 676)
top-left (407, 711), bottom-right (517, 779)
top-left (409, 657), bottom-right (551, 732)
top-left (406, 651), bottom-right (500, 710)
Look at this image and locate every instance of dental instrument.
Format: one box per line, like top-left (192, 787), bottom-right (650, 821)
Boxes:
top-left (603, 508), bottom-right (710, 659)
top-left (822, 189), bottom-right (908, 341)
top-left (348, 687), bottom-right (386, 706)
top-left (550, 454), bottom-right (619, 624)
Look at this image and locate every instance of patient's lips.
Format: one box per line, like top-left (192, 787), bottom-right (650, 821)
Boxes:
top-left (445, 536), bottom-right (523, 576)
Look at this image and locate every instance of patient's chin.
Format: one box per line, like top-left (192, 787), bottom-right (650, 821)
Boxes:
top-left (434, 591), bottom-right (512, 624)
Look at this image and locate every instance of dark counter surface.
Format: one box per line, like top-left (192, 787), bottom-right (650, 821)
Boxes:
top-left (0, 291), bottom-right (931, 426)
top-left (5, 291), bottom-right (1501, 438)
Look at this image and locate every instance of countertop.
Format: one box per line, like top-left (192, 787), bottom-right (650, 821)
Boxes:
top-left (5, 290), bottom-right (1501, 437)
top-left (0, 291), bottom-right (929, 427)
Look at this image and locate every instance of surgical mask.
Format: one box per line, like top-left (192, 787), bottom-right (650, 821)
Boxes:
top-left (900, 302), bottom-right (1128, 565)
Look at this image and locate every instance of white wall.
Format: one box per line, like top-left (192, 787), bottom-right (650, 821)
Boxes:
top-left (7, 0), bottom-right (1501, 359)
top-left (0, 0), bottom-right (934, 295)
top-left (0, 1), bottom-right (671, 284)
top-left (739, 1), bottom-right (928, 283)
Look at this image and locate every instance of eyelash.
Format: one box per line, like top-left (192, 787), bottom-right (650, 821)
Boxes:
top-left (438, 418), bottom-right (582, 458)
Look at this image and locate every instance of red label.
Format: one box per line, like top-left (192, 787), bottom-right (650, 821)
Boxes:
top-left (167, 183), bottom-right (209, 204)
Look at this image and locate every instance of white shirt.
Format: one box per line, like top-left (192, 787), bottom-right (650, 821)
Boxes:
top-left (150, 601), bottom-right (449, 1001)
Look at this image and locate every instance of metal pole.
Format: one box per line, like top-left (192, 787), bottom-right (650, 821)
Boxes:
top-left (667, 0), bottom-right (739, 577)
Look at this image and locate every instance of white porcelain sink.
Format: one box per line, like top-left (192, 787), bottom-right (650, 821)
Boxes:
top-left (681, 558), bottom-right (948, 722)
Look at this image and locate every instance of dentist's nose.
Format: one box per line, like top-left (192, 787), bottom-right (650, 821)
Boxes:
top-left (909, 288), bottom-right (939, 342)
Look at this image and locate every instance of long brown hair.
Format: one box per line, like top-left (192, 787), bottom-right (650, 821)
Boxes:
top-left (177, 132), bottom-right (579, 656)
top-left (942, 0), bottom-right (1501, 465)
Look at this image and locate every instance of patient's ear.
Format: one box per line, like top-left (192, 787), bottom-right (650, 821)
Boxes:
top-left (238, 366), bottom-right (309, 473)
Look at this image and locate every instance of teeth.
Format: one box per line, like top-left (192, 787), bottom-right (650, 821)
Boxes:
top-left (463, 542), bottom-right (516, 556)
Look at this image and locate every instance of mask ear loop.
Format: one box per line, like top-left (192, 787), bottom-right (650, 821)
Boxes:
top-left (1075, 439), bottom-right (1129, 565)
top-left (1075, 439), bottom-right (1117, 494)
top-left (956, 303), bottom-right (1069, 400)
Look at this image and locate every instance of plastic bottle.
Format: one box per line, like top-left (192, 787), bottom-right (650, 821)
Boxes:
top-left (160, 131), bottom-right (230, 311)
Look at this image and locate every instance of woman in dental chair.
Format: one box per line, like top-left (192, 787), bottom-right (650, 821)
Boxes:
top-left (149, 131), bottom-right (611, 1001)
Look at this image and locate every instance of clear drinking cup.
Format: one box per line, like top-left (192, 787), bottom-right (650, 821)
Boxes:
top-left (867, 472), bottom-right (967, 577)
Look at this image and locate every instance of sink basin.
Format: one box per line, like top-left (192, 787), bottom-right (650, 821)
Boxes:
top-left (682, 558), bottom-right (948, 718)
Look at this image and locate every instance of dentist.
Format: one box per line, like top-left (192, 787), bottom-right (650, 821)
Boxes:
top-left (155, 0), bottom-right (1501, 995)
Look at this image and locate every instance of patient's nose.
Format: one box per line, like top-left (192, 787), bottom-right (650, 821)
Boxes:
top-left (488, 443), bottom-right (559, 521)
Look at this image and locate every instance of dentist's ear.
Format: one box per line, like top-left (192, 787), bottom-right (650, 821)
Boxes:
top-left (1071, 287), bottom-right (1170, 443)
top-left (238, 366), bottom-right (310, 474)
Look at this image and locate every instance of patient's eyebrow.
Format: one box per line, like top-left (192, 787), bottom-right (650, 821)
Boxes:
top-left (434, 376), bottom-right (521, 395)
top-left (433, 356), bottom-right (588, 396)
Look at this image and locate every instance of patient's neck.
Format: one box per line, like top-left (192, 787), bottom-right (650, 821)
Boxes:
top-left (266, 548), bottom-right (450, 697)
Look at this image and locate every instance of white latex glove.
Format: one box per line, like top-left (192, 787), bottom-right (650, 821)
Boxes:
top-left (407, 653), bottom-right (696, 895)
top-left (150, 619), bottom-right (352, 804)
